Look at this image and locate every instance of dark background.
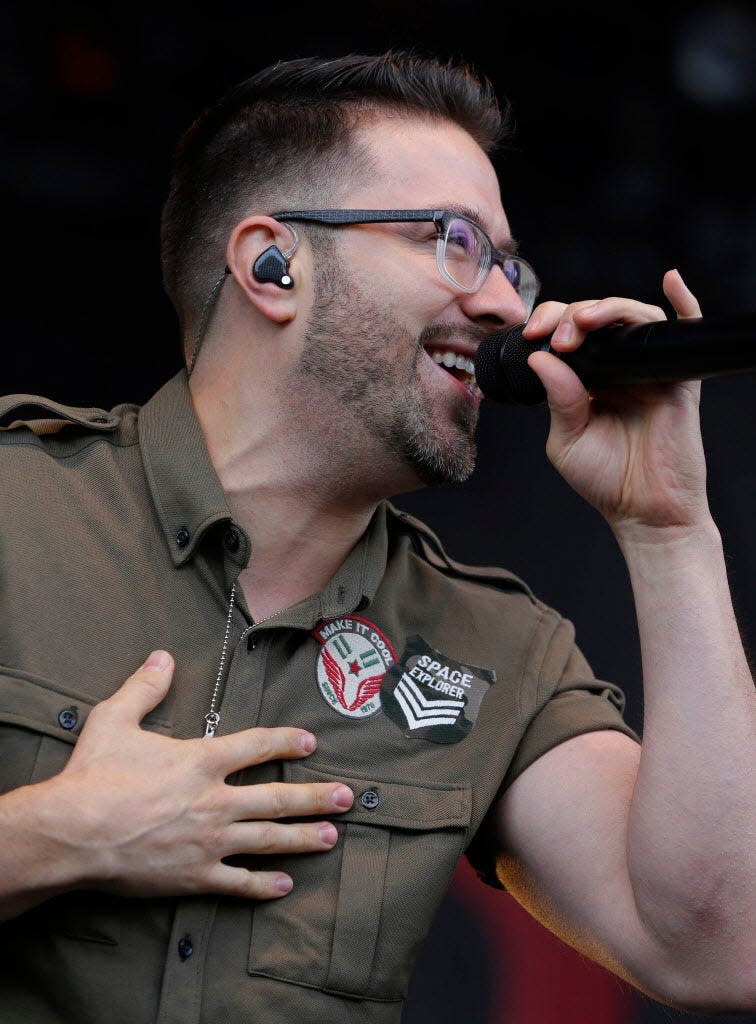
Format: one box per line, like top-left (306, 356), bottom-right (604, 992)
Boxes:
top-left (3, 2), bottom-right (754, 1021)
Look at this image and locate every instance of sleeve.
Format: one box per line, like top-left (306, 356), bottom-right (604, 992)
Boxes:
top-left (465, 614), bottom-right (641, 890)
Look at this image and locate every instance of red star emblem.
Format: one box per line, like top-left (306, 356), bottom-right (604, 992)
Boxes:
top-left (348, 659), bottom-right (361, 677)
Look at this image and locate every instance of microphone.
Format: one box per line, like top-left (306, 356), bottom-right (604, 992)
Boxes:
top-left (474, 314), bottom-right (756, 404)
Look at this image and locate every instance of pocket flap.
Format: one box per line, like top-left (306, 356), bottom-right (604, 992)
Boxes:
top-left (0, 668), bottom-right (172, 742)
top-left (0, 669), bottom-right (98, 743)
top-left (283, 762), bottom-right (471, 830)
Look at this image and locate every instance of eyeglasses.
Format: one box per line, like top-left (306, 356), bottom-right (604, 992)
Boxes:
top-left (270, 208), bottom-right (541, 317)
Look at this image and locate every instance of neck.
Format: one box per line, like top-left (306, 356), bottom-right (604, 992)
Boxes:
top-left (188, 357), bottom-right (407, 619)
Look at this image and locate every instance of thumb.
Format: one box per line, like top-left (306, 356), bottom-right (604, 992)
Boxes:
top-left (106, 650), bottom-right (174, 723)
top-left (527, 350), bottom-right (591, 445)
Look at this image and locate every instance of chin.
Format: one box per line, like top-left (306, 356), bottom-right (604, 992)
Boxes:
top-left (404, 441), bottom-right (477, 487)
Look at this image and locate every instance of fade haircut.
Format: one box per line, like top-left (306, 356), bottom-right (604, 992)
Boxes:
top-left (159, 50), bottom-right (513, 366)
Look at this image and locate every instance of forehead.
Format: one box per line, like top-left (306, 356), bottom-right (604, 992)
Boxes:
top-left (344, 115), bottom-right (511, 243)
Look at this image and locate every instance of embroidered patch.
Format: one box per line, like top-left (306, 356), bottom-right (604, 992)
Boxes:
top-left (381, 635), bottom-right (495, 744)
top-left (311, 617), bottom-right (397, 719)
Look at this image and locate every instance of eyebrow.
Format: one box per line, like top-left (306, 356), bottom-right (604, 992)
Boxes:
top-left (438, 202), bottom-right (520, 256)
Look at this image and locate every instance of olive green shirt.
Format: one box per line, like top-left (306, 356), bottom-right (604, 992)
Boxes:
top-left (0, 368), bottom-right (639, 1023)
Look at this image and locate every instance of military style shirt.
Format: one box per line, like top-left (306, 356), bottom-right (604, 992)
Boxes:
top-left (0, 368), bottom-right (640, 1023)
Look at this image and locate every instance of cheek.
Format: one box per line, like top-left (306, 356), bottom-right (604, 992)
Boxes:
top-left (346, 244), bottom-right (453, 320)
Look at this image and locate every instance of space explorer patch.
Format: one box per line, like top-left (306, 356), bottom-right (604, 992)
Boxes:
top-left (381, 635), bottom-right (496, 744)
top-left (311, 616), bottom-right (397, 719)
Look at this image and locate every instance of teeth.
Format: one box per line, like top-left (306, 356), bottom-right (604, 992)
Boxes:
top-left (430, 349), bottom-right (475, 374)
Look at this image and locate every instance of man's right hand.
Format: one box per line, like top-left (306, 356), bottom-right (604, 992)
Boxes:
top-left (0, 650), bottom-right (353, 916)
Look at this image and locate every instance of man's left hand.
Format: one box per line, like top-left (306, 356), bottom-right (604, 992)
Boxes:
top-left (524, 269), bottom-right (711, 539)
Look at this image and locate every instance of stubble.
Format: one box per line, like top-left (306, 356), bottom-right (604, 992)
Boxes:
top-left (296, 253), bottom-right (480, 486)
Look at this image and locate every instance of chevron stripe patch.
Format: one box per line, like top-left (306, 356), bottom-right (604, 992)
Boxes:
top-left (381, 635), bottom-right (496, 744)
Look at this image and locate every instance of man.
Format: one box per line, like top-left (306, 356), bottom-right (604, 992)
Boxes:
top-left (0, 51), bottom-right (753, 1023)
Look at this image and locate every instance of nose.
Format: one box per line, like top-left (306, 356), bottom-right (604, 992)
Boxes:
top-left (455, 263), bottom-right (529, 329)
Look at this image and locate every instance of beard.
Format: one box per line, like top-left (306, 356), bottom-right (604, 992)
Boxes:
top-left (296, 254), bottom-right (482, 487)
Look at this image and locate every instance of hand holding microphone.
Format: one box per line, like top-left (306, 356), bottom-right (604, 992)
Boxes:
top-left (480, 270), bottom-right (730, 539)
top-left (475, 309), bottom-right (756, 404)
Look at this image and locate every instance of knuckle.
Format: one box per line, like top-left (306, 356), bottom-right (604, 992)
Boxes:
top-left (255, 823), bottom-right (277, 853)
top-left (248, 872), bottom-right (288, 901)
top-left (297, 823), bottom-right (317, 847)
top-left (84, 699), bottom-right (116, 728)
top-left (269, 782), bottom-right (288, 818)
top-left (189, 740), bottom-right (216, 773)
top-left (323, 784), bottom-right (343, 810)
top-left (138, 670), bottom-right (168, 697)
top-left (249, 728), bottom-right (274, 760)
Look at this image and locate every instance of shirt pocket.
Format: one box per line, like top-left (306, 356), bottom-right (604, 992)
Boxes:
top-left (0, 667), bottom-right (168, 949)
top-left (247, 762), bottom-right (472, 1002)
top-left (0, 668), bottom-right (96, 791)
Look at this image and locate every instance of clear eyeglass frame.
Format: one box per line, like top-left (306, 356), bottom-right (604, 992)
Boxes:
top-left (270, 208), bottom-right (541, 317)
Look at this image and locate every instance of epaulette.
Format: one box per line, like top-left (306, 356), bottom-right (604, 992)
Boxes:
top-left (0, 394), bottom-right (118, 438)
top-left (386, 502), bottom-right (537, 603)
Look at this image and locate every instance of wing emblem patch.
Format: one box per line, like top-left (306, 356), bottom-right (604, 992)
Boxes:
top-left (312, 616), bottom-right (396, 719)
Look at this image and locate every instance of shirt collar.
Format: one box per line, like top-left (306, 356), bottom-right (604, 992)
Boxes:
top-left (138, 368), bottom-right (235, 567)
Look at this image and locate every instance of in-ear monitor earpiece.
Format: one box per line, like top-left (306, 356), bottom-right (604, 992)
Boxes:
top-left (253, 245), bottom-right (294, 289)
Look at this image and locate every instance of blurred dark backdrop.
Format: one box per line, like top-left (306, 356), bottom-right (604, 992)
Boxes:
top-left (3, 2), bottom-right (754, 1022)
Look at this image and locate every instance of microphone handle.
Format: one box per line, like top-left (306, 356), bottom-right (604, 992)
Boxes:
top-left (560, 314), bottom-right (756, 389)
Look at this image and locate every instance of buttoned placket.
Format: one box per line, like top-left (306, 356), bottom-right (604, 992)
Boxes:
top-left (156, 616), bottom-right (270, 1024)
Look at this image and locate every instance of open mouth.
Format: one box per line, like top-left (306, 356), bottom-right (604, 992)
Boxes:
top-left (423, 346), bottom-right (482, 399)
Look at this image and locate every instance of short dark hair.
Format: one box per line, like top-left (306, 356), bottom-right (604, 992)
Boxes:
top-left (160, 50), bottom-right (513, 363)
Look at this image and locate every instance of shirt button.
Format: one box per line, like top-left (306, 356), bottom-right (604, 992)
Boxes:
top-left (58, 707), bottom-right (78, 730)
top-left (224, 529), bottom-right (240, 553)
top-left (247, 634), bottom-right (256, 651)
top-left (360, 790), bottom-right (379, 810)
top-left (175, 528), bottom-right (190, 549)
top-left (177, 934), bottom-right (194, 960)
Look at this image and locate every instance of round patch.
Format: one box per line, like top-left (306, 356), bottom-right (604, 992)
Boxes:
top-left (311, 616), bottom-right (396, 719)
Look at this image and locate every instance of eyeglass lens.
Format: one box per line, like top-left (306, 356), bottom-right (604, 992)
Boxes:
top-left (442, 217), bottom-right (539, 315)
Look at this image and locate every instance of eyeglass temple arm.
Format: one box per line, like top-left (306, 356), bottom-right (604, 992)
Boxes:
top-left (271, 209), bottom-right (444, 225)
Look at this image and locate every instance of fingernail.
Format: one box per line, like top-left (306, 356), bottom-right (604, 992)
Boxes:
top-left (300, 733), bottom-right (316, 753)
top-left (552, 322), bottom-right (572, 345)
top-left (333, 785), bottom-right (354, 808)
top-left (144, 651), bottom-right (170, 670)
top-left (319, 823), bottom-right (338, 845)
top-left (276, 875), bottom-right (293, 893)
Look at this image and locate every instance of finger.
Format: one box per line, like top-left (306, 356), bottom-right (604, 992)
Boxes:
top-left (553, 298), bottom-right (666, 352)
top-left (212, 727), bottom-right (317, 774)
top-left (222, 819), bottom-right (341, 857)
top-left (527, 350), bottom-right (591, 443)
top-left (662, 268), bottom-right (702, 319)
top-left (232, 781), bottom-right (354, 821)
top-left (522, 300), bottom-right (569, 337)
top-left (204, 863), bottom-right (295, 900)
top-left (97, 651), bottom-right (174, 723)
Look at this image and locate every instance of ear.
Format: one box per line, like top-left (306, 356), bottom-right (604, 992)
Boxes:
top-left (226, 216), bottom-right (302, 325)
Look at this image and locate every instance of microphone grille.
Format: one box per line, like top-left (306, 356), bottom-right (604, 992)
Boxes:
top-left (474, 325), bottom-right (547, 404)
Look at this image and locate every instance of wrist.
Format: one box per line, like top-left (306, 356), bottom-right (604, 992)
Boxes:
top-left (612, 514), bottom-right (720, 554)
top-left (4, 777), bottom-right (92, 893)
top-left (613, 517), bottom-right (723, 580)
